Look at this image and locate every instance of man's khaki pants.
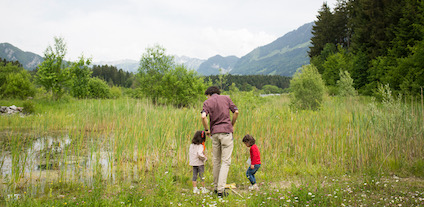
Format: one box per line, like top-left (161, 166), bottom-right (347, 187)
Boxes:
top-left (211, 133), bottom-right (233, 193)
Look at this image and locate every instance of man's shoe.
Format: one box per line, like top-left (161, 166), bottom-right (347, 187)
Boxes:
top-left (217, 191), bottom-right (228, 198)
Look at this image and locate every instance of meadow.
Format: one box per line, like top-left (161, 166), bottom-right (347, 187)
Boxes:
top-left (1, 92), bottom-right (423, 206)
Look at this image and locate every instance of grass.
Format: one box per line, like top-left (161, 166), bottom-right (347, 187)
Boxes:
top-left (0, 93), bottom-right (423, 206)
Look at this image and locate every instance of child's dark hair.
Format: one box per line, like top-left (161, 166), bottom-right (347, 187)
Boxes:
top-left (242, 134), bottom-right (256, 146)
top-left (192, 130), bottom-right (206, 145)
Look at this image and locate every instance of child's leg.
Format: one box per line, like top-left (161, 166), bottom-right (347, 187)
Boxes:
top-left (198, 165), bottom-right (205, 187)
top-left (192, 166), bottom-right (199, 187)
top-left (246, 164), bottom-right (261, 185)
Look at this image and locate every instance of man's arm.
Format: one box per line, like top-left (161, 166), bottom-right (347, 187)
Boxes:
top-left (201, 112), bottom-right (210, 136)
top-left (231, 110), bottom-right (239, 126)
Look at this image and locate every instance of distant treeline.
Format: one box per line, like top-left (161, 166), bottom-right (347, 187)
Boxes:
top-left (204, 74), bottom-right (291, 91)
top-left (90, 64), bottom-right (291, 91)
top-left (0, 58), bottom-right (22, 67)
top-left (91, 65), bottom-right (134, 88)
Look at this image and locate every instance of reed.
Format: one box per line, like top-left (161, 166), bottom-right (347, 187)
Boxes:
top-left (0, 93), bottom-right (423, 205)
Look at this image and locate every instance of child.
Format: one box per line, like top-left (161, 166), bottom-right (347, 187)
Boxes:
top-left (189, 131), bottom-right (210, 194)
top-left (242, 134), bottom-right (261, 191)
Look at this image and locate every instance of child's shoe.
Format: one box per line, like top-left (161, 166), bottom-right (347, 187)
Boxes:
top-left (249, 184), bottom-right (259, 191)
top-left (201, 187), bottom-right (210, 194)
top-left (193, 187), bottom-right (200, 194)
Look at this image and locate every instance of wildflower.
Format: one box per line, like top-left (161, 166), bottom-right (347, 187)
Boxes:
top-left (287, 199), bottom-right (291, 202)
top-left (280, 197), bottom-right (284, 200)
top-left (165, 171), bottom-right (169, 174)
top-left (308, 192), bottom-right (312, 196)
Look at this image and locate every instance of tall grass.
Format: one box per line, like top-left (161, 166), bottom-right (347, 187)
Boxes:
top-left (0, 93), bottom-right (423, 204)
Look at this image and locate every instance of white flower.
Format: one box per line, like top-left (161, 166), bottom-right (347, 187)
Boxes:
top-left (139, 199), bottom-right (143, 201)
top-left (287, 199), bottom-right (291, 202)
top-left (280, 197), bottom-right (284, 200)
top-left (308, 192), bottom-right (312, 196)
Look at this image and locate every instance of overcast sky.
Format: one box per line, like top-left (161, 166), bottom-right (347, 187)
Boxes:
top-left (2, 0), bottom-right (339, 62)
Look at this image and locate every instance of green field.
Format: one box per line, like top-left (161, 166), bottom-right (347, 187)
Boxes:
top-left (1, 93), bottom-right (423, 206)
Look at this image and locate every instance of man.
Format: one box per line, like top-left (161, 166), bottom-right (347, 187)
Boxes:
top-left (201, 86), bottom-right (239, 197)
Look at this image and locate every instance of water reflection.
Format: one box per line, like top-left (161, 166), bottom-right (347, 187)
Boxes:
top-left (0, 134), bottom-right (119, 185)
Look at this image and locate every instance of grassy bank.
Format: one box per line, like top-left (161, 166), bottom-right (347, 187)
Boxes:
top-left (1, 93), bottom-right (423, 206)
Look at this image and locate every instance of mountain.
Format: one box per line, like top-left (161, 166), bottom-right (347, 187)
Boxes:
top-left (197, 55), bottom-right (239, 75)
top-left (174, 56), bottom-right (205, 71)
top-left (0, 43), bottom-right (43, 70)
top-left (93, 59), bottom-right (139, 72)
top-left (230, 22), bottom-right (314, 76)
top-left (93, 56), bottom-right (205, 73)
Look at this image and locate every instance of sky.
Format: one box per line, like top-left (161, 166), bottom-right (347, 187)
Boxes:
top-left (1, 0), bottom-right (339, 62)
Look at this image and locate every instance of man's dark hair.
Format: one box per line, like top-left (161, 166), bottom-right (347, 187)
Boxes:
top-left (204, 86), bottom-right (221, 95)
top-left (242, 134), bottom-right (256, 146)
top-left (192, 130), bottom-right (206, 145)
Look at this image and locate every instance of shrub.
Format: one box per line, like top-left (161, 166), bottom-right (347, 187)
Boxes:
top-left (290, 64), bottom-right (325, 110)
top-left (262, 84), bottom-right (282, 94)
top-left (1, 71), bottom-right (36, 99)
top-left (88, 77), bottom-right (111, 99)
top-left (337, 70), bottom-right (357, 97)
top-left (22, 100), bottom-right (36, 114)
top-left (110, 86), bottom-right (122, 99)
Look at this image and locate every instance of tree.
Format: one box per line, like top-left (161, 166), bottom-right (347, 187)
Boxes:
top-left (290, 65), bottom-right (326, 110)
top-left (161, 65), bottom-right (205, 107)
top-left (337, 70), bottom-right (357, 97)
top-left (35, 37), bottom-right (70, 100)
top-left (69, 56), bottom-right (92, 98)
top-left (322, 47), bottom-right (352, 86)
top-left (1, 70), bottom-right (35, 99)
top-left (137, 45), bottom-right (174, 103)
top-left (309, 3), bottom-right (335, 58)
top-left (137, 45), bottom-right (205, 107)
top-left (262, 85), bottom-right (282, 94)
top-left (88, 77), bottom-right (111, 99)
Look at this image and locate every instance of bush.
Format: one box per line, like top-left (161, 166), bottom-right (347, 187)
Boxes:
top-left (262, 84), bottom-right (282, 94)
top-left (337, 70), bottom-right (357, 97)
top-left (110, 86), bottom-right (122, 99)
top-left (88, 77), bottom-right (111, 99)
top-left (1, 71), bottom-right (36, 99)
top-left (22, 100), bottom-right (36, 114)
top-left (290, 64), bottom-right (325, 110)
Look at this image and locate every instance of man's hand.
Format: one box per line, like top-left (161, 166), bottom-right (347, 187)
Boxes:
top-left (250, 164), bottom-right (254, 169)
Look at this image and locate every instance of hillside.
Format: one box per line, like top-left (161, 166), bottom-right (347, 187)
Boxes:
top-left (196, 55), bottom-right (239, 75)
top-left (0, 43), bottom-right (43, 70)
top-left (230, 22), bottom-right (313, 76)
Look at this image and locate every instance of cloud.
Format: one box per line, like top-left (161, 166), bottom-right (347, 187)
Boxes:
top-left (1, 0), bottom-right (340, 61)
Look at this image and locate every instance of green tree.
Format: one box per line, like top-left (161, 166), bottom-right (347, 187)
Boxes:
top-left (69, 56), bottom-right (92, 98)
top-left (1, 71), bottom-right (35, 99)
top-left (309, 3), bottom-right (335, 58)
top-left (161, 65), bottom-right (205, 107)
top-left (0, 62), bottom-right (24, 88)
top-left (290, 65), bottom-right (326, 110)
top-left (88, 77), bottom-right (111, 99)
top-left (322, 47), bottom-right (352, 86)
top-left (337, 70), bottom-right (357, 97)
top-left (35, 37), bottom-right (70, 100)
top-left (262, 85), bottom-right (282, 94)
top-left (137, 45), bottom-right (174, 103)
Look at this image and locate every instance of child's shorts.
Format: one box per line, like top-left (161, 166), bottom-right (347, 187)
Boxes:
top-left (192, 165), bottom-right (205, 181)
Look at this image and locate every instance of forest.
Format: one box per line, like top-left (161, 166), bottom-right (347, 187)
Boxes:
top-left (309, 0), bottom-right (424, 96)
